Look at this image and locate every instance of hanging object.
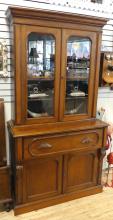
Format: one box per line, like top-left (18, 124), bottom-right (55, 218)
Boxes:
top-left (99, 52), bottom-right (113, 85)
top-left (0, 41), bottom-right (8, 78)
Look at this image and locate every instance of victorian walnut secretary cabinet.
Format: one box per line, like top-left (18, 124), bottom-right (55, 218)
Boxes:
top-left (7, 7), bottom-right (108, 215)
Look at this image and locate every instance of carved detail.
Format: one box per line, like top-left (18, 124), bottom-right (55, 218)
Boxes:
top-left (81, 132), bottom-right (99, 145)
top-left (38, 143), bottom-right (53, 149)
top-left (81, 137), bottom-right (93, 144)
top-left (28, 138), bottom-right (53, 157)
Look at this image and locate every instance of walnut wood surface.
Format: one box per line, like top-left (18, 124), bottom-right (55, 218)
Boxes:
top-left (8, 119), bottom-right (108, 137)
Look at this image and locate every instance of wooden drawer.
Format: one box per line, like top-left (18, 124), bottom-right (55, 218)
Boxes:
top-left (23, 129), bottom-right (103, 159)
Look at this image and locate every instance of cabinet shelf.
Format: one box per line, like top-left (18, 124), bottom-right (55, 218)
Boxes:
top-left (28, 77), bottom-right (54, 81)
top-left (66, 96), bottom-right (88, 99)
top-left (28, 97), bottom-right (53, 101)
top-left (67, 77), bottom-right (88, 81)
top-left (67, 67), bottom-right (88, 69)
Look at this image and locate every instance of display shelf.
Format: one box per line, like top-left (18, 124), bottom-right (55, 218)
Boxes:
top-left (28, 77), bottom-right (54, 81)
top-left (67, 77), bottom-right (88, 81)
top-left (28, 97), bottom-right (53, 101)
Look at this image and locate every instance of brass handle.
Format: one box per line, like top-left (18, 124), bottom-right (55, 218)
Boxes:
top-left (38, 143), bottom-right (53, 149)
top-left (81, 137), bottom-right (93, 144)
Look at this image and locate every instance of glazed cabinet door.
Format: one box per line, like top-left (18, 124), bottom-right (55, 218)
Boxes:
top-left (60, 29), bottom-right (97, 121)
top-left (15, 25), bottom-right (61, 125)
top-left (23, 155), bottom-right (62, 203)
top-left (63, 149), bottom-right (99, 193)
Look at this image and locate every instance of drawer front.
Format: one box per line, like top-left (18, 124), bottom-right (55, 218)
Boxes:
top-left (23, 129), bottom-right (103, 159)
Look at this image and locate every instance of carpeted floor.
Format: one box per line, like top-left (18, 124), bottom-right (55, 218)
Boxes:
top-left (0, 187), bottom-right (113, 220)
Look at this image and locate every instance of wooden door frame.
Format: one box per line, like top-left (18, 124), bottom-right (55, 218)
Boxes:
top-left (14, 24), bottom-right (61, 125)
top-left (59, 29), bottom-right (97, 122)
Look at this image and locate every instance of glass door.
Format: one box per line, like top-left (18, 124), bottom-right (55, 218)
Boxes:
top-left (21, 26), bottom-right (61, 124)
top-left (60, 29), bottom-right (96, 121)
top-left (27, 33), bottom-right (55, 118)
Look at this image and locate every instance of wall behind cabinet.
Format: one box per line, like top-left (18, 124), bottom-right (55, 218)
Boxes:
top-left (0, 0), bottom-right (113, 163)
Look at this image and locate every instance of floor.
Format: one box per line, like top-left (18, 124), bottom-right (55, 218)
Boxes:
top-left (0, 187), bottom-right (113, 220)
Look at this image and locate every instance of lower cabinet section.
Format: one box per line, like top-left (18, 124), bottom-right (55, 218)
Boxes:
top-left (12, 128), bottom-right (106, 215)
top-left (23, 155), bottom-right (62, 203)
top-left (15, 148), bottom-right (101, 207)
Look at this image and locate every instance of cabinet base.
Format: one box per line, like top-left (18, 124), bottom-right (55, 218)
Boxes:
top-left (14, 185), bottom-right (103, 215)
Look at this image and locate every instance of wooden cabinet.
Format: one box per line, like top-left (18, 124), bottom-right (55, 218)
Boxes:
top-left (7, 7), bottom-right (108, 215)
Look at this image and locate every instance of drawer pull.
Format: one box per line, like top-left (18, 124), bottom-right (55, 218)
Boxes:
top-left (81, 137), bottom-right (93, 144)
top-left (38, 143), bottom-right (53, 149)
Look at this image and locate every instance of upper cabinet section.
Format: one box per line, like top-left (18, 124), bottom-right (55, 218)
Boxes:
top-left (6, 7), bottom-right (108, 125)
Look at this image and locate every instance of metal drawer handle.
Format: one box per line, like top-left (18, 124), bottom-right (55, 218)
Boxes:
top-left (38, 143), bottom-right (53, 149)
top-left (81, 137), bottom-right (93, 144)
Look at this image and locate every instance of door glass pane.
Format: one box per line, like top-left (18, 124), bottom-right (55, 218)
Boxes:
top-left (27, 33), bottom-right (55, 118)
top-left (65, 36), bottom-right (91, 115)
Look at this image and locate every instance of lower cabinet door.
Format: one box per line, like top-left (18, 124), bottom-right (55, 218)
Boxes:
top-left (23, 155), bottom-right (63, 203)
top-left (63, 149), bottom-right (99, 193)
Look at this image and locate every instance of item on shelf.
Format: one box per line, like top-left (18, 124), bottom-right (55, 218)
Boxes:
top-left (27, 109), bottom-right (48, 117)
top-left (50, 54), bottom-right (55, 61)
top-left (44, 71), bottom-right (51, 78)
top-left (69, 91), bottom-right (85, 97)
top-left (28, 93), bottom-right (49, 98)
top-left (28, 85), bottom-right (49, 98)
top-left (67, 102), bottom-right (83, 114)
top-left (29, 47), bottom-right (39, 64)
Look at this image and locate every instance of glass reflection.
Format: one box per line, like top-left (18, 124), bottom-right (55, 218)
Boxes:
top-left (65, 36), bottom-right (91, 115)
top-left (27, 33), bottom-right (55, 118)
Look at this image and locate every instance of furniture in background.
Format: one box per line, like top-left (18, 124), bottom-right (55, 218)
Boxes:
top-left (0, 98), bottom-right (12, 210)
top-left (7, 7), bottom-right (108, 215)
top-left (99, 52), bottom-right (113, 87)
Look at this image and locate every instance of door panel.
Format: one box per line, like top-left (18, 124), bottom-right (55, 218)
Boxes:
top-left (60, 29), bottom-right (97, 121)
top-left (18, 26), bottom-right (61, 124)
top-left (23, 155), bottom-right (62, 202)
top-left (63, 149), bottom-right (99, 193)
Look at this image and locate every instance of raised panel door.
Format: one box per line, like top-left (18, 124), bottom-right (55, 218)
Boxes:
top-left (23, 155), bottom-right (63, 203)
top-left (63, 149), bottom-right (99, 193)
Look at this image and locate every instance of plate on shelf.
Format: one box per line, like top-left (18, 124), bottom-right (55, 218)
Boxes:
top-left (69, 91), bottom-right (85, 97)
top-left (28, 93), bottom-right (49, 98)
